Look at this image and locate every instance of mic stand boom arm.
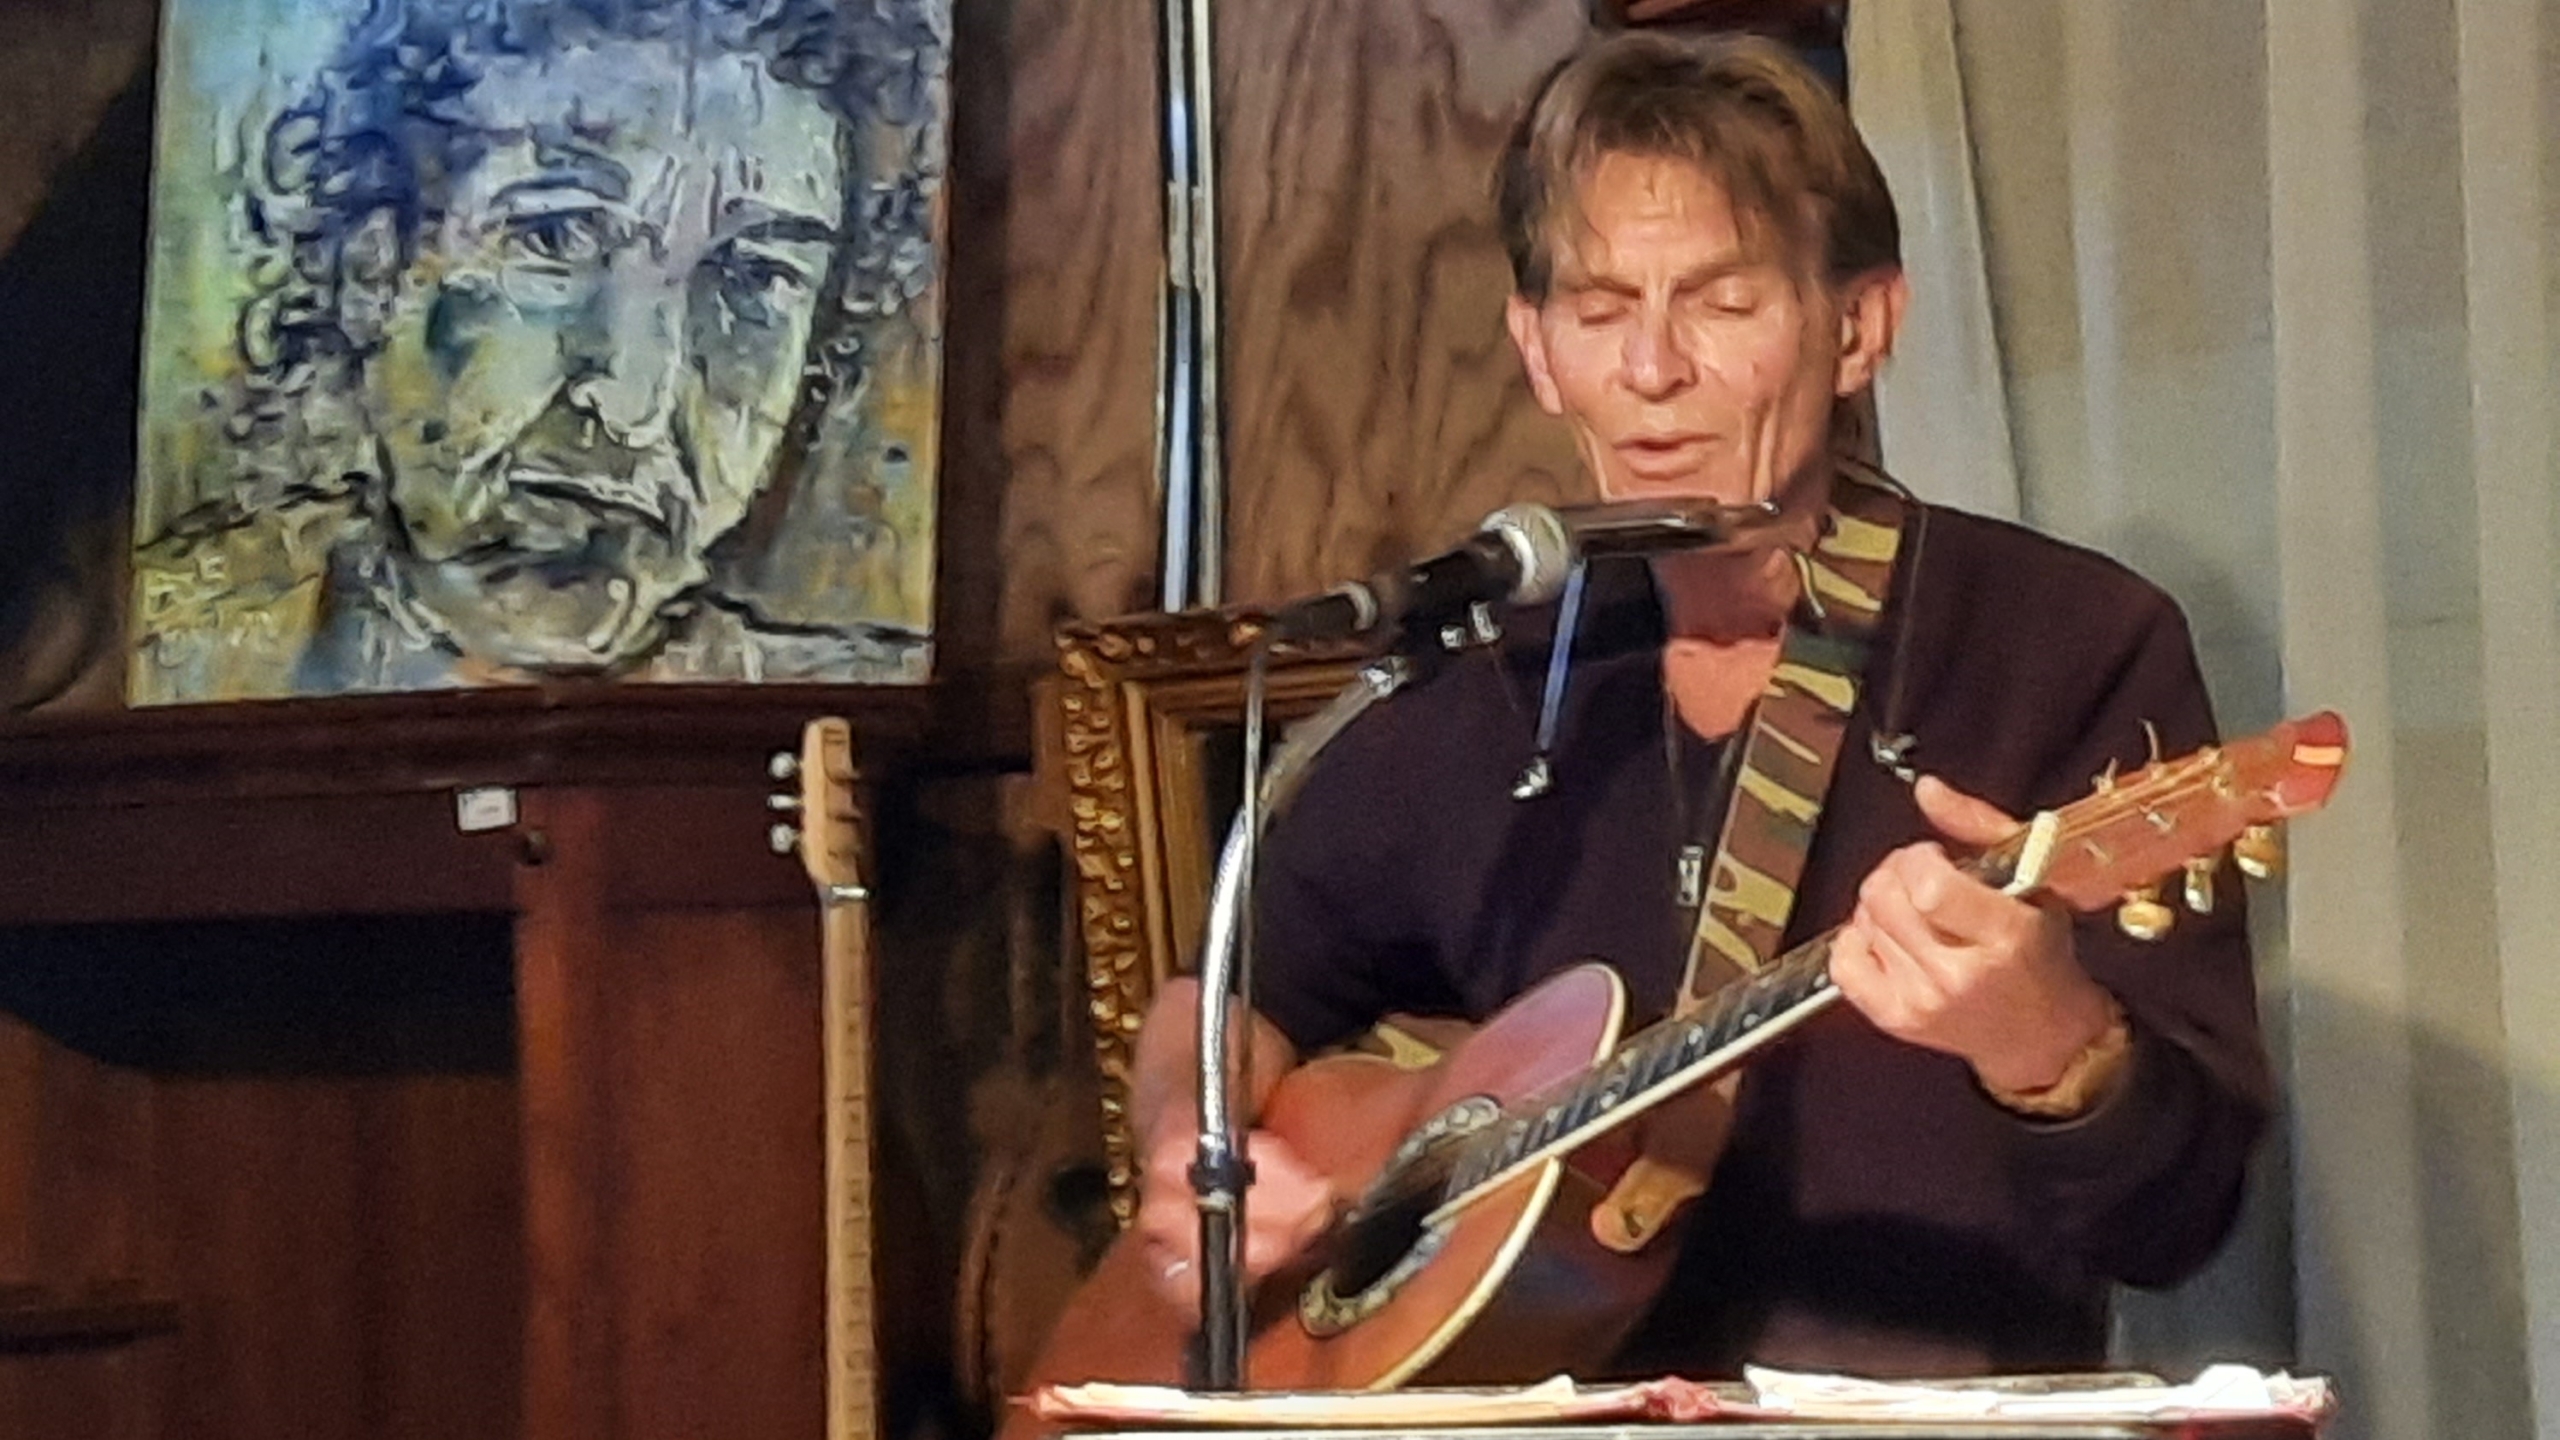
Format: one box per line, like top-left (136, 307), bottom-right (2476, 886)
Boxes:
top-left (1189, 652), bottom-right (1414, 1389)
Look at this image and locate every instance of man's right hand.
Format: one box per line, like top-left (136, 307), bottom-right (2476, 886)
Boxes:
top-left (1134, 1124), bottom-right (1339, 1317)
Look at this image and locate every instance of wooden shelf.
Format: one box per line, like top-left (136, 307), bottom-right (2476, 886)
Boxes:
top-left (0, 682), bottom-right (931, 810)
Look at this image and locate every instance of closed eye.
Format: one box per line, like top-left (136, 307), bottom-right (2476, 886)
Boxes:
top-left (1680, 278), bottom-right (1764, 317)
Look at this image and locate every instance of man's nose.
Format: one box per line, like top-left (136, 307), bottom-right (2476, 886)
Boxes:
top-left (1622, 308), bottom-right (1695, 401)
top-left (563, 273), bottom-right (685, 445)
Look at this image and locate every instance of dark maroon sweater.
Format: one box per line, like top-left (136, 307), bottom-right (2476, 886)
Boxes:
top-left (1251, 506), bottom-right (2273, 1377)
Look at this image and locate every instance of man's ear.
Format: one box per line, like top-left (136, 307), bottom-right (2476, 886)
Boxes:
top-left (1506, 293), bottom-right (1567, 416)
top-left (1832, 267), bottom-right (1908, 398)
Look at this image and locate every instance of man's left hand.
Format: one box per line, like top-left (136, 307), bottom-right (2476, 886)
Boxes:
top-left (1828, 776), bottom-right (2119, 1095)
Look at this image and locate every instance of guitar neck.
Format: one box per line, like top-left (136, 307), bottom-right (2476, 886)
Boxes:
top-left (1432, 943), bottom-right (1840, 1215)
top-left (1433, 835), bottom-right (2031, 1219)
top-left (822, 899), bottom-right (880, 1440)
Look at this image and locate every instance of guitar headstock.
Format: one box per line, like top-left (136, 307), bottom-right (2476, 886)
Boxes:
top-left (2011, 711), bottom-right (2348, 931)
top-left (770, 717), bottom-right (869, 905)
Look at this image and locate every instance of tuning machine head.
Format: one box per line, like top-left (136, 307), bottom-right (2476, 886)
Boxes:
top-left (767, 749), bottom-right (805, 854)
top-left (2234, 823), bottom-right (2283, 880)
top-left (2117, 884), bottom-right (2175, 942)
top-left (2181, 856), bottom-right (2217, 915)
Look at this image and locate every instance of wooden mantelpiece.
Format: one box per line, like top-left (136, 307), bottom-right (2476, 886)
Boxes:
top-left (0, 684), bottom-right (930, 801)
top-left (0, 686), bottom-right (922, 1440)
top-left (0, 685), bottom-right (927, 924)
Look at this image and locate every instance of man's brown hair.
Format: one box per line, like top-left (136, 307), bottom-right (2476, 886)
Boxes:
top-left (1497, 32), bottom-right (1900, 301)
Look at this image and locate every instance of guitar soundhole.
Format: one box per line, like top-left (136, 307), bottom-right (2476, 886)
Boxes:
top-left (1297, 1095), bottom-right (1498, 1337)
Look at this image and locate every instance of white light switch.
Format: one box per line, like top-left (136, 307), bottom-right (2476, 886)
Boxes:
top-left (455, 785), bottom-right (519, 834)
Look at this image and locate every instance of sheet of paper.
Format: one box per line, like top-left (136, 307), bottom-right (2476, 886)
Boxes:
top-left (1029, 1374), bottom-right (1727, 1427)
top-left (1744, 1363), bottom-right (2335, 1422)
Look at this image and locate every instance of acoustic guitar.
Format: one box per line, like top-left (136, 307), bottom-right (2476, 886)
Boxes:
top-left (1008, 712), bottom-right (2348, 1424)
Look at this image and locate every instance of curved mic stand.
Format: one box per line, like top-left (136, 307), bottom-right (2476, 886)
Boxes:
top-left (1188, 651), bottom-right (1413, 1390)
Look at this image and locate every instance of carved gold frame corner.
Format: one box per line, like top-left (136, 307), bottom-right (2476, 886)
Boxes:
top-left (1050, 611), bottom-right (1364, 1222)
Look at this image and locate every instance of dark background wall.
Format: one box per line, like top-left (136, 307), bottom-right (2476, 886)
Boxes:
top-left (0, 0), bottom-right (157, 713)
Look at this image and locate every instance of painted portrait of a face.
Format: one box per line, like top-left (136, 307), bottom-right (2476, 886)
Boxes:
top-left (131, 0), bottom-right (946, 702)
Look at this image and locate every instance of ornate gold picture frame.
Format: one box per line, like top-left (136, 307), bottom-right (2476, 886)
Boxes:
top-left (1047, 611), bottom-right (1364, 1218)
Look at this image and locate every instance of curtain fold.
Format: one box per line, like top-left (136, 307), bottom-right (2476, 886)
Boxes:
top-left (1855, 3), bottom-right (2560, 1435)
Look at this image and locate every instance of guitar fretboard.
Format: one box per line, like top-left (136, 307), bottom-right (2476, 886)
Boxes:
top-left (1433, 941), bottom-right (1833, 1208)
top-left (823, 893), bottom-right (880, 1440)
top-left (1430, 837), bottom-right (2025, 1219)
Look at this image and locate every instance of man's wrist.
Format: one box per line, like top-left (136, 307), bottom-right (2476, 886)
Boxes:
top-left (1979, 996), bottom-right (2133, 1120)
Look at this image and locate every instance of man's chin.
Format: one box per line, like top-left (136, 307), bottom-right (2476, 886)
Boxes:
top-left (1597, 447), bottom-right (1834, 510)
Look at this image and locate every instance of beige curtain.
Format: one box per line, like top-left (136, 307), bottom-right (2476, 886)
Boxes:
top-left (1852, 4), bottom-right (2560, 1436)
top-left (1845, 0), bottom-right (2021, 521)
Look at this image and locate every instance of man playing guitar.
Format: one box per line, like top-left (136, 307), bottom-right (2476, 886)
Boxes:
top-left (1114, 31), bottom-right (2274, 1381)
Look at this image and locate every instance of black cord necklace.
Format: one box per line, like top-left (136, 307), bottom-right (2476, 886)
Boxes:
top-left (1661, 686), bottom-right (1746, 913)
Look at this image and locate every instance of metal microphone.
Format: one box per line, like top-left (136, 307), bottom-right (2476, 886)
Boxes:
top-left (1543, 495), bottom-right (1791, 558)
top-left (1262, 497), bottom-right (1788, 643)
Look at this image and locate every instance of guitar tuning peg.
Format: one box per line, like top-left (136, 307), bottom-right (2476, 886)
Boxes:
top-left (768, 750), bottom-right (800, 781)
top-left (2235, 824), bottom-right (2283, 880)
top-left (767, 793), bottom-right (803, 813)
top-left (2117, 885), bottom-right (2175, 942)
top-left (2182, 856), bottom-right (2217, 915)
top-left (768, 821), bottom-right (801, 855)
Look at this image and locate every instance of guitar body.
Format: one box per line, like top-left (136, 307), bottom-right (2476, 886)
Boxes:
top-left (1006, 966), bottom-right (1679, 1433)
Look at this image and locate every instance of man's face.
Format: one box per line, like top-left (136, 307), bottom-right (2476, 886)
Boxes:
top-left (361, 39), bottom-right (842, 669)
top-left (1505, 152), bottom-right (1853, 512)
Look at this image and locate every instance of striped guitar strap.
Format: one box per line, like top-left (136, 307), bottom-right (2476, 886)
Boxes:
top-left (1679, 458), bottom-right (1911, 1002)
top-left (1593, 459), bottom-right (1911, 1253)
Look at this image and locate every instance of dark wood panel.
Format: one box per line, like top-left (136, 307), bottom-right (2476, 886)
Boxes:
top-left (557, 785), bottom-right (815, 914)
top-left (0, 1346), bottom-right (167, 1440)
top-left (0, 1021), bottom-right (152, 1292)
top-left (154, 1080), bottom-right (366, 1437)
top-left (0, 919), bottom-right (515, 1440)
top-left (598, 905), bottom-right (827, 1440)
top-left (965, 0), bottom-right (1165, 664)
top-left (367, 1076), bottom-right (522, 1440)
top-left (0, 794), bottom-right (516, 926)
top-left (0, 1017), bottom-right (164, 1440)
top-left (1215, 0), bottom-right (1594, 605)
top-left (513, 789), bottom-right (619, 1440)
top-left (146, 1073), bottom-right (518, 1440)
top-left (515, 789), bottom-right (910, 1440)
top-left (0, 782), bottom-right (812, 929)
